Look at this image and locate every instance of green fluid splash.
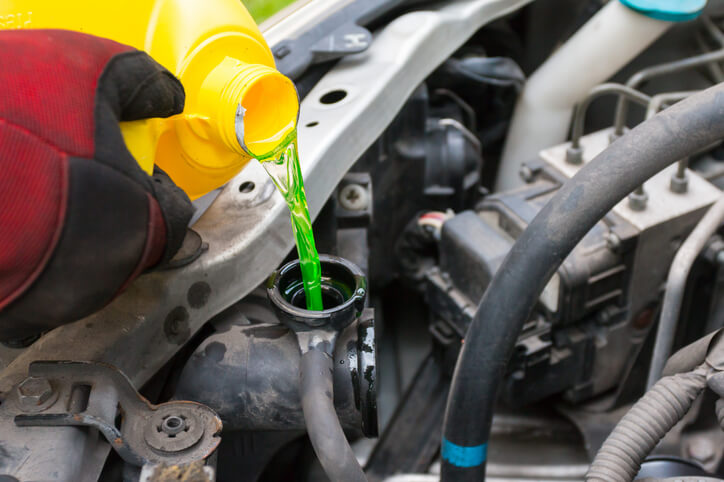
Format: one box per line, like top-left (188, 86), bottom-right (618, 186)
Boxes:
top-left (256, 131), bottom-right (323, 311)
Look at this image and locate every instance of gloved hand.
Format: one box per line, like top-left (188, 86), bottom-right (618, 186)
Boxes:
top-left (0, 29), bottom-right (193, 341)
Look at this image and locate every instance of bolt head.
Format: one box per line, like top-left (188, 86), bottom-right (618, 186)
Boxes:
top-left (338, 184), bottom-right (369, 211)
top-left (519, 164), bottom-right (535, 183)
top-left (628, 190), bottom-right (648, 211)
top-left (565, 146), bottom-right (583, 165)
top-left (670, 174), bottom-right (688, 194)
top-left (17, 377), bottom-right (53, 406)
top-left (606, 233), bottom-right (621, 252)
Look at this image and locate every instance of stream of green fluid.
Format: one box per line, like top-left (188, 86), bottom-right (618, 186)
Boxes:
top-left (256, 130), bottom-right (324, 311)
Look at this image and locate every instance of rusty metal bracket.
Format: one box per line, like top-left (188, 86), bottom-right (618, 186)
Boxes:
top-left (11, 361), bottom-right (221, 467)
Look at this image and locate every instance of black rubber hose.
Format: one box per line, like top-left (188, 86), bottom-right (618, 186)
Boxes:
top-left (300, 348), bottom-right (367, 482)
top-left (586, 364), bottom-right (708, 482)
top-left (441, 83), bottom-right (724, 481)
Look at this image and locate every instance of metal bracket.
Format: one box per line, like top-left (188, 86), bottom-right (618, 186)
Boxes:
top-left (12, 361), bottom-right (221, 467)
top-left (272, 0), bottom-right (436, 79)
top-left (273, 20), bottom-right (371, 79)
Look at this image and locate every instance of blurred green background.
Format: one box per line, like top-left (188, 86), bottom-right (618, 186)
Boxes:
top-left (244, 0), bottom-right (297, 23)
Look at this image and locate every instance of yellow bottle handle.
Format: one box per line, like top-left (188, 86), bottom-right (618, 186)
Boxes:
top-left (120, 119), bottom-right (159, 176)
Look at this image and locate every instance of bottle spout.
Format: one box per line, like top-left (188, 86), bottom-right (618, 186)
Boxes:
top-left (150, 57), bottom-right (299, 199)
top-left (233, 71), bottom-right (299, 159)
top-left (203, 57), bottom-right (299, 159)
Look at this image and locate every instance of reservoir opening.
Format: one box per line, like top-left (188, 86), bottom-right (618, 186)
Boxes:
top-left (275, 256), bottom-right (360, 312)
top-left (289, 284), bottom-right (346, 310)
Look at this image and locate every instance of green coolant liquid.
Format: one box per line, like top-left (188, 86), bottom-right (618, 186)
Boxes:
top-left (256, 130), bottom-right (324, 311)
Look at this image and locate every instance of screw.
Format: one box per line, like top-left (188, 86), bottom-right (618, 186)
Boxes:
top-left (17, 377), bottom-right (54, 407)
top-left (687, 437), bottom-right (715, 464)
top-left (606, 232), bottom-right (621, 253)
top-left (519, 164), bottom-right (535, 183)
top-left (338, 184), bottom-right (368, 211)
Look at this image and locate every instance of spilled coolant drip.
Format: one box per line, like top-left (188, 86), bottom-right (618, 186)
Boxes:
top-left (254, 130), bottom-right (324, 311)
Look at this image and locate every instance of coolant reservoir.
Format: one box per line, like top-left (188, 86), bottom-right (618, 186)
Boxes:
top-left (0, 0), bottom-right (299, 199)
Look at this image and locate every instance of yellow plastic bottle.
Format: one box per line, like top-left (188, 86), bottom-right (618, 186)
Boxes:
top-left (0, 0), bottom-right (299, 199)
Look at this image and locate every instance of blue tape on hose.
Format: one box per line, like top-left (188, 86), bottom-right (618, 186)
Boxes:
top-left (441, 437), bottom-right (487, 468)
top-left (619, 0), bottom-right (706, 22)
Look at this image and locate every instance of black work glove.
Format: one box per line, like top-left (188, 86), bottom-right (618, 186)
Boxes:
top-left (0, 30), bottom-right (193, 341)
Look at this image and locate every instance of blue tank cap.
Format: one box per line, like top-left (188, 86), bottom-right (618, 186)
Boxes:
top-left (619, 0), bottom-right (706, 22)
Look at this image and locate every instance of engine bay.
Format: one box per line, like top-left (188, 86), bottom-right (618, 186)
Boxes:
top-left (4, 0), bottom-right (724, 481)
